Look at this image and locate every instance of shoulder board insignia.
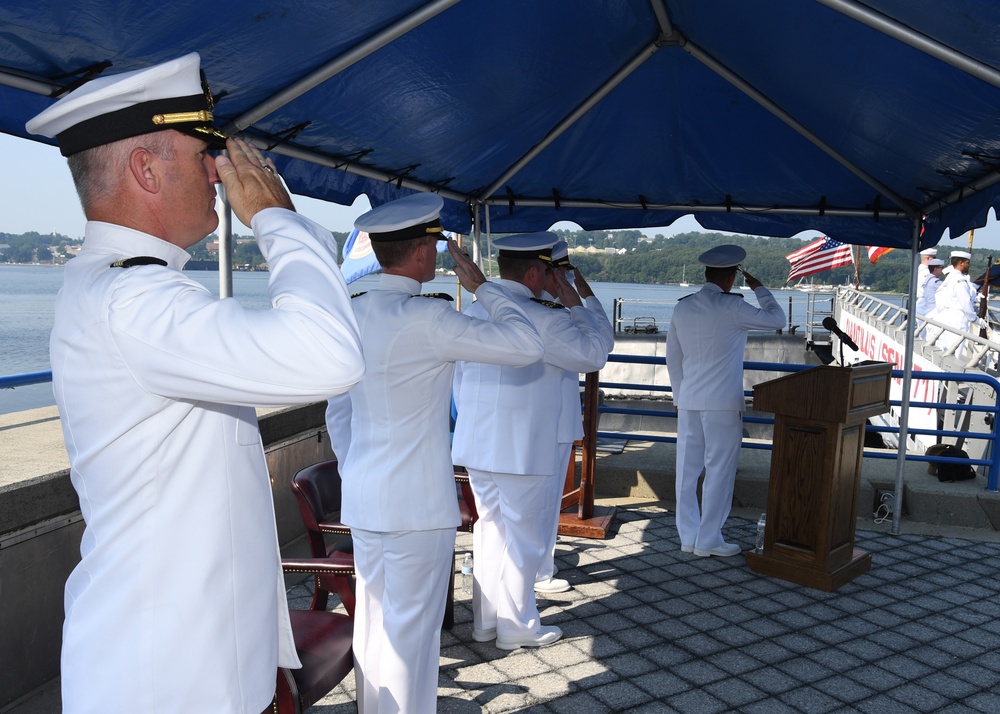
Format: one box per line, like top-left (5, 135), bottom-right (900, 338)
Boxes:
top-left (351, 291), bottom-right (367, 298)
top-left (678, 294), bottom-right (693, 301)
top-left (418, 292), bottom-right (454, 301)
top-left (723, 292), bottom-right (745, 299)
top-left (531, 297), bottom-right (566, 309)
top-left (110, 256), bottom-right (167, 268)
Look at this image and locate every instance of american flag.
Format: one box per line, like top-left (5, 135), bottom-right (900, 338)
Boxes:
top-left (785, 237), bottom-right (854, 282)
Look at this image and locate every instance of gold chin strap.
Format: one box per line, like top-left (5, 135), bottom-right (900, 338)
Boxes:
top-left (152, 110), bottom-right (214, 125)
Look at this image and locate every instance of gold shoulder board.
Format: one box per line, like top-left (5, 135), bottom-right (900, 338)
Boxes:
top-left (530, 297), bottom-right (566, 309)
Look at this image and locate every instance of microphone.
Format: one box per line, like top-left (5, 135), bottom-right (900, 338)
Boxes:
top-left (822, 317), bottom-right (859, 351)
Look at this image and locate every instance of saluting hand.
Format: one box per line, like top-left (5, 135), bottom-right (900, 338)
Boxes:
top-left (552, 269), bottom-right (583, 308)
top-left (572, 269), bottom-right (595, 299)
top-left (742, 270), bottom-right (763, 291)
top-left (214, 137), bottom-right (295, 226)
top-left (448, 238), bottom-right (487, 293)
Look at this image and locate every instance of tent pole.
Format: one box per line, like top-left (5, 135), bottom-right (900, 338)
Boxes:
top-left (891, 218), bottom-right (923, 534)
top-left (216, 182), bottom-right (234, 299)
top-left (817, 0), bottom-right (1000, 90)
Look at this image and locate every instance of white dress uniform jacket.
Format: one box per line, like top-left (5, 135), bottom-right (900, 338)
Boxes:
top-left (52, 210), bottom-right (364, 714)
top-left (666, 283), bottom-right (786, 412)
top-left (452, 280), bottom-right (611, 475)
top-left (335, 274), bottom-right (544, 532)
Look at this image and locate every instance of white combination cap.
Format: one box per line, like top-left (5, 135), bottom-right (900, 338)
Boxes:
top-left (493, 232), bottom-right (558, 262)
top-left (698, 244), bottom-right (746, 268)
top-left (25, 52), bottom-right (227, 156)
top-left (951, 250), bottom-right (972, 260)
top-left (920, 248), bottom-right (938, 256)
top-left (928, 258), bottom-right (944, 267)
top-left (354, 193), bottom-right (446, 242)
top-left (551, 240), bottom-right (574, 268)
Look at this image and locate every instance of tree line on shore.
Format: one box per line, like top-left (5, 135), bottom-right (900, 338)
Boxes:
top-left (3, 228), bottom-right (993, 293)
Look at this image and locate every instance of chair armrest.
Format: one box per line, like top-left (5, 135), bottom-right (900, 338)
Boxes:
top-left (318, 520), bottom-right (352, 536)
top-left (282, 555), bottom-right (355, 577)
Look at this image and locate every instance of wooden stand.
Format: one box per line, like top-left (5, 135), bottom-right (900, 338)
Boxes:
top-left (558, 372), bottom-right (617, 538)
top-left (745, 362), bottom-right (892, 591)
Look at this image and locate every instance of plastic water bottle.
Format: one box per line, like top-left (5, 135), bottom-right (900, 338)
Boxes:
top-left (754, 513), bottom-right (766, 553)
top-left (461, 553), bottom-right (473, 595)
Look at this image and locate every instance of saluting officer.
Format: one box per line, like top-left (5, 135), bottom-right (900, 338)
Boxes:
top-left (26, 53), bottom-right (364, 713)
top-left (326, 193), bottom-right (543, 713)
top-left (452, 232), bottom-right (610, 650)
top-left (535, 240), bottom-right (614, 594)
top-left (667, 245), bottom-right (785, 558)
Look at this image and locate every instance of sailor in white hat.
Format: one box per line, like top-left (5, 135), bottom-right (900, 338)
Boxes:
top-left (666, 245), bottom-right (785, 557)
top-left (326, 194), bottom-right (544, 712)
top-left (452, 232), bottom-right (612, 650)
top-left (935, 249), bottom-right (982, 356)
top-left (917, 247), bottom-right (939, 303)
top-left (27, 53), bottom-right (366, 713)
top-left (918, 258), bottom-right (947, 339)
top-left (533, 240), bottom-right (613, 595)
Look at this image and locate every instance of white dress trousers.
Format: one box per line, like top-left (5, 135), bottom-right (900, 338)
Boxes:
top-left (466, 468), bottom-right (553, 636)
top-left (352, 528), bottom-right (455, 714)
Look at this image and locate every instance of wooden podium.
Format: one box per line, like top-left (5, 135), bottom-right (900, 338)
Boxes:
top-left (745, 362), bottom-right (892, 591)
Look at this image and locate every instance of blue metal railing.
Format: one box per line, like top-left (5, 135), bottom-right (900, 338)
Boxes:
top-left (0, 370), bottom-right (52, 389)
top-left (594, 355), bottom-right (1000, 492)
top-left (6, 357), bottom-right (1000, 490)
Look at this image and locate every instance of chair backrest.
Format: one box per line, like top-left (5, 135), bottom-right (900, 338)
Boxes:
top-left (290, 460), bottom-right (343, 558)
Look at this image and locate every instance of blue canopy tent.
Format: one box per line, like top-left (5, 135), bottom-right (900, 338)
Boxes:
top-left (2, 0), bottom-right (1000, 247)
top-left (3, 0), bottom-right (1000, 530)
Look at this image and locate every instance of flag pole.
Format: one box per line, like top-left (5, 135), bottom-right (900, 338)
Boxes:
top-left (854, 245), bottom-right (861, 289)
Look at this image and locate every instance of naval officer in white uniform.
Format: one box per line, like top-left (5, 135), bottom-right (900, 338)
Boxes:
top-left (26, 53), bottom-right (365, 714)
top-left (667, 245), bottom-right (785, 557)
top-left (535, 241), bottom-right (614, 594)
top-left (452, 232), bottom-right (611, 649)
top-left (326, 194), bottom-right (544, 712)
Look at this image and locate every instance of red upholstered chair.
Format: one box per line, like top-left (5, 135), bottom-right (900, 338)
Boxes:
top-left (263, 556), bottom-right (356, 714)
top-left (290, 461), bottom-right (356, 615)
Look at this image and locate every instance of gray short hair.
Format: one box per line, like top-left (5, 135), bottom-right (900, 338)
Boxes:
top-left (67, 131), bottom-right (176, 211)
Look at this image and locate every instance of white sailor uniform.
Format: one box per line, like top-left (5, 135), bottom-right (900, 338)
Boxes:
top-left (666, 281), bottom-right (785, 553)
top-left (330, 272), bottom-right (542, 713)
top-left (452, 279), bottom-right (609, 640)
top-left (935, 269), bottom-right (979, 357)
top-left (52, 210), bottom-right (364, 714)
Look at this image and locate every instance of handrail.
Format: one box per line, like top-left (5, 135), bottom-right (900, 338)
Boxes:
top-left (0, 370), bottom-right (52, 389)
top-left (593, 355), bottom-right (1000, 492)
top-left (6, 355), bottom-right (999, 491)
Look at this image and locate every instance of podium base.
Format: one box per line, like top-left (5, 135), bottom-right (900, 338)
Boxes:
top-left (558, 505), bottom-right (617, 539)
top-left (745, 548), bottom-right (872, 592)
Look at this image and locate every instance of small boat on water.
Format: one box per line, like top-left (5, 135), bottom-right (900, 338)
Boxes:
top-left (678, 265), bottom-right (690, 287)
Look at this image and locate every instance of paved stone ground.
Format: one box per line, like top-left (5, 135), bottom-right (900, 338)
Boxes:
top-left (13, 505), bottom-right (1000, 713)
top-left (296, 505), bottom-right (1000, 714)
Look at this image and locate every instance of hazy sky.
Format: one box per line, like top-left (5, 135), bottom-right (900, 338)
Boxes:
top-left (3, 131), bottom-right (999, 250)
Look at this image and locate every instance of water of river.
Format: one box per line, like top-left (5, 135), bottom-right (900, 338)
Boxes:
top-left (0, 264), bottom-right (842, 415)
